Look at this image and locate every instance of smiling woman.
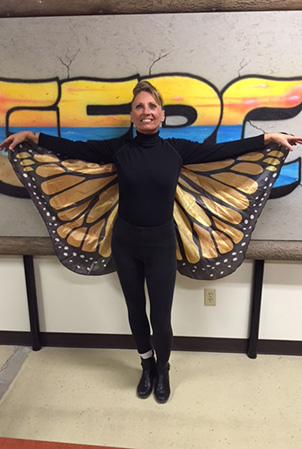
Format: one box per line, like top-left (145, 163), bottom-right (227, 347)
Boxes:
top-left (130, 81), bottom-right (165, 134)
top-left (1, 80), bottom-right (301, 405)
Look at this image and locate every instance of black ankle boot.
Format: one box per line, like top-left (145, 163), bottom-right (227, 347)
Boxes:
top-left (137, 356), bottom-right (156, 399)
top-left (154, 362), bottom-right (170, 403)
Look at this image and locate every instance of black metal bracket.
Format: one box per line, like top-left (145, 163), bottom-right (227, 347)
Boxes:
top-left (23, 255), bottom-right (41, 351)
top-left (247, 259), bottom-right (265, 359)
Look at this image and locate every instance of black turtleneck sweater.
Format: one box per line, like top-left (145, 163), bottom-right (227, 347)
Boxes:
top-left (39, 131), bottom-right (265, 227)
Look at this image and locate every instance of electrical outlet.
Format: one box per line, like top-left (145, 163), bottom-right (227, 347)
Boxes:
top-left (204, 288), bottom-right (216, 306)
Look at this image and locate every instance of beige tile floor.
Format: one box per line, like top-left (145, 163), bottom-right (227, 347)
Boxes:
top-left (0, 345), bottom-right (301, 449)
top-left (0, 345), bottom-right (16, 367)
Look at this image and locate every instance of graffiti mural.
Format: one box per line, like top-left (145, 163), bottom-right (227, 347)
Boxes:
top-left (0, 73), bottom-right (301, 198)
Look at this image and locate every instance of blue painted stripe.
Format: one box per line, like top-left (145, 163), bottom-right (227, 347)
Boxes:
top-left (274, 161), bottom-right (300, 187)
top-left (6, 125), bottom-right (217, 142)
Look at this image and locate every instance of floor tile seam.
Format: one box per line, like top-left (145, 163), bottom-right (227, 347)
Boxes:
top-left (0, 346), bottom-right (31, 401)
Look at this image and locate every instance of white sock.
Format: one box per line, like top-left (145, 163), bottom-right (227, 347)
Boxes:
top-left (139, 349), bottom-right (153, 360)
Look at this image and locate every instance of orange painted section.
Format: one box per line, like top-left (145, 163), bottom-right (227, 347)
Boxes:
top-left (0, 437), bottom-right (129, 449)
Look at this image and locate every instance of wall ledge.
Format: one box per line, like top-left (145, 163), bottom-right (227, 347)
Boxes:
top-left (1, 1), bottom-right (302, 18)
top-left (1, 237), bottom-right (302, 261)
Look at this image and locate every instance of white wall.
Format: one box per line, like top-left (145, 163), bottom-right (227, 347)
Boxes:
top-left (1, 256), bottom-right (301, 341)
top-left (0, 257), bottom-right (30, 331)
top-left (173, 261), bottom-right (254, 338)
top-left (260, 261), bottom-right (302, 340)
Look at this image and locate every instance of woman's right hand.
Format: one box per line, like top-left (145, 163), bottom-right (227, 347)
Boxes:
top-left (0, 131), bottom-right (39, 152)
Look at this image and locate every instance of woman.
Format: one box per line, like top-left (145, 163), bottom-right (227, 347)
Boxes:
top-left (1, 81), bottom-right (301, 403)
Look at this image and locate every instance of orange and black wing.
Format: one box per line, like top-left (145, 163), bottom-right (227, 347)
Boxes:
top-left (10, 140), bottom-right (288, 280)
top-left (9, 141), bottom-right (118, 275)
top-left (174, 143), bottom-right (288, 279)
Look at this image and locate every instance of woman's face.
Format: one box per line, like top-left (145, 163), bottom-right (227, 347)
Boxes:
top-left (130, 91), bottom-right (165, 134)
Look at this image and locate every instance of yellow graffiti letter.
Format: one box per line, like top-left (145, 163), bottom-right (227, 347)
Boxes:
top-left (59, 78), bottom-right (139, 129)
top-left (143, 75), bottom-right (221, 128)
top-left (1, 79), bottom-right (59, 130)
top-left (221, 76), bottom-right (302, 126)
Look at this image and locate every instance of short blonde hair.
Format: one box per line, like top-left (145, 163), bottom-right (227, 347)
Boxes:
top-left (131, 80), bottom-right (164, 109)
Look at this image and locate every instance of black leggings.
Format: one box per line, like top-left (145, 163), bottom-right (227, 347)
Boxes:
top-left (111, 216), bottom-right (177, 363)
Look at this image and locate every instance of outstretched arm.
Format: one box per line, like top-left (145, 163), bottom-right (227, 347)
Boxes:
top-left (177, 132), bottom-right (302, 165)
top-left (0, 131), bottom-right (40, 151)
top-left (0, 130), bottom-right (122, 164)
top-left (264, 133), bottom-right (302, 151)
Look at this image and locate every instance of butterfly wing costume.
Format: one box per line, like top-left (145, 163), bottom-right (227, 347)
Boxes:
top-left (8, 133), bottom-right (288, 280)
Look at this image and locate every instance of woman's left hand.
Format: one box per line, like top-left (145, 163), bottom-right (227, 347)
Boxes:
top-left (264, 132), bottom-right (302, 151)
